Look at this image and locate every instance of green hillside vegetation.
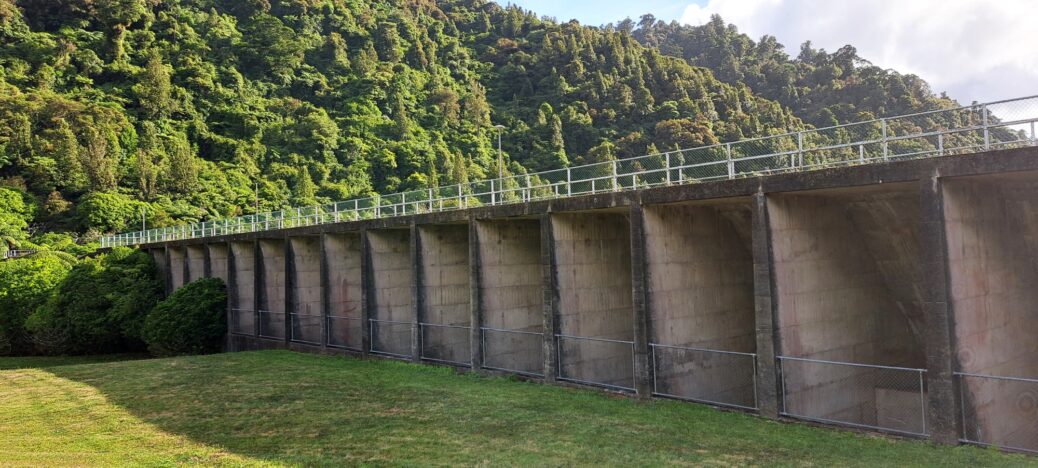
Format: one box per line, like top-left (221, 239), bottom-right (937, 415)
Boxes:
top-left (0, 0), bottom-right (999, 251)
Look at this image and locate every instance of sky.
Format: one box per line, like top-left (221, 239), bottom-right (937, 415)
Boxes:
top-left (504, 0), bottom-right (1038, 106)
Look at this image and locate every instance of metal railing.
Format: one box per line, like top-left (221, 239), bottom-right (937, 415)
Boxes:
top-left (778, 356), bottom-right (928, 437)
top-left (327, 315), bottom-right (364, 351)
top-left (228, 308), bottom-right (254, 335)
top-left (419, 323), bottom-right (472, 367)
top-left (368, 319), bottom-right (413, 359)
top-left (2, 250), bottom-right (37, 259)
top-left (651, 343), bottom-right (758, 410)
top-left (257, 310), bottom-right (286, 339)
top-left (556, 334), bottom-right (636, 392)
top-left (101, 95), bottom-right (1038, 248)
top-left (957, 372), bottom-right (1038, 454)
top-left (481, 327), bottom-right (544, 377)
top-left (289, 312), bottom-right (323, 345)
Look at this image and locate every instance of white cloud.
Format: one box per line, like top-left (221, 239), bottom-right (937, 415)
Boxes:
top-left (680, 0), bottom-right (1038, 105)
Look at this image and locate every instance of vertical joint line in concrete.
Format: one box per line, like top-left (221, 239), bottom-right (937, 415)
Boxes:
top-left (284, 237), bottom-right (294, 345)
top-left (751, 191), bottom-right (782, 419)
top-left (320, 234), bottom-right (331, 349)
top-left (469, 216), bottom-right (484, 371)
top-left (360, 229), bottom-right (373, 356)
top-left (541, 213), bottom-right (560, 383)
top-left (628, 202), bottom-right (653, 398)
top-left (410, 223), bottom-right (422, 362)
top-left (253, 240), bottom-right (262, 338)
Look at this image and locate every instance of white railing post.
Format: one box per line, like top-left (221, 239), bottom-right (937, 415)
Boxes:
top-left (525, 174), bottom-right (531, 202)
top-left (938, 133), bottom-right (944, 155)
top-left (881, 118), bottom-right (889, 160)
top-left (726, 143), bottom-right (734, 179)
top-left (491, 179), bottom-right (496, 205)
top-left (665, 152), bottom-right (672, 185)
top-left (797, 131), bottom-right (804, 168)
top-left (1032, 121), bottom-right (1036, 146)
top-left (566, 167), bottom-right (572, 196)
top-left (428, 188), bottom-right (434, 211)
top-left (611, 160), bottom-right (618, 191)
top-left (982, 104), bottom-right (990, 150)
top-left (458, 184), bottom-right (464, 209)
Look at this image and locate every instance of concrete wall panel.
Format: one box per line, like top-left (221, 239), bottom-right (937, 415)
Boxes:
top-left (186, 245), bottom-right (206, 283)
top-left (553, 212), bottom-right (634, 389)
top-left (478, 219), bottom-right (543, 374)
top-left (208, 244), bottom-right (229, 285)
top-left (419, 224), bottom-right (471, 364)
top-left (259, 239), bottom-right (286, 339)
top-left (325, 233), bottom-right (363, 349)
top-left (290, 237), bottom-right (323, 344)
top-left (169, 247), bottom-right (186, 291)
top-left (945, 177), bottom-right (1038, 449)
top-left (369, 229), bottom-right (413, 356)
top-left (229, 242), bottom-right (255, 334)
top-left (644, 202), bottom-right (755, 405)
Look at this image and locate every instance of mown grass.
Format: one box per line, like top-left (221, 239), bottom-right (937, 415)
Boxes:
top-left (0, 350), bottom-right (1033, 466)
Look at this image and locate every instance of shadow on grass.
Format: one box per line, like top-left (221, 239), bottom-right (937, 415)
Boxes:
top-left (37, 350), bottom-right (1033, 466)
top-left (0, 353), bottom-right (150, 370)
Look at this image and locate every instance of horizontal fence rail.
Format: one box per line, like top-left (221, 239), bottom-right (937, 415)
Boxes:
top-left (481, 327), bottom-right (545, 377)
top-left (957, 372), bottom-right (1038, 454)
top-left (556, 334), bottom-right (636, 392)
top-left (2, 250), bottom-right (37, 259)
top-left (419, 323), bottom-right (472, 367)
top-left (326, 315), bottom-right (364, 351)
top-left (651, 343), bottom-right (758, 410)
top-left (101, 95), bottom-right (1038, 248)
top-left (368, 319), bottom-right (413, 360)
top-left (778, 356), bottom-right (928, 437)
top-left (257, 310), bottom-right (286, 340)
top-left (289, 312), bottom-right (323, 346)
top-left (228, 308), bottom-right (254, 335)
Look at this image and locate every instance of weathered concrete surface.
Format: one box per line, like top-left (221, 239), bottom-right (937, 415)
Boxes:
top-left (169, 247), bottom-right (186, 291)
top-left (207, 243), bottom-right (229, 285)
top-left (186, 245), bottom-right (206, 283)
top-left (477, 219), bottom-right (543, 375)
top-left (368, 229), bottom-right (413, 356)
top-left (229, 242), bottom-right (255, 335)
top-left (325, 233), bottom-right (363, 349)
top-left (150, 249), bottom-right (169, 294)
top-left (644, 200), bottom-right (756, 407)
top-left (258, 239), bottom-right (286, 339)
top-left (945, 175), bottom-right (1038, 450)
top-left (289, 237), bottom-right (323, 344)
top-left (770, 186), bottom-right (926, 434)
top-left (418, 224), bottom-right (472, 365)
top-left (553, 211), bottom-right (635, 389)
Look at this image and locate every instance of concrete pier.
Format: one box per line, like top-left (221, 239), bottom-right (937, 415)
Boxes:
top-left (141, 147), bottom-right (1038, 450)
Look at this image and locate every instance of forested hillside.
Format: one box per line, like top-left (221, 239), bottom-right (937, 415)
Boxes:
top-left (625, 15), bottom-right (962, 128)
top-left (0, 0), bottom-right (971, 252)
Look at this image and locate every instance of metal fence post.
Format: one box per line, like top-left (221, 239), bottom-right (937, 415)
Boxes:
top-left (665, 152), bottom-right (672, 185)
top-left (726, 143), bottom-right (734, 179)
top-left (611, 160), bottom-right (618, 191)
top-left (566, 167), bottom-right (572, 196)
top-left (428, 188), bottom-right (434, 211)
top-left (881, 118), bottom-right (889, 160)
top-left (1031, 121), bottom-right (1036, 146)
top-left (938, 133), bottom-right (944, 155)
top-left (490, 179), bottom-right (496, 205)
top-left (982, 104), bottom-right (990, 150)
top-left (797, 131), bottom-right (804, 168)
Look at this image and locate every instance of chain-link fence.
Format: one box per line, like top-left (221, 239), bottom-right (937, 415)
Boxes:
top-left (778, 356), bottom-right (927, 436)
top-left (556, 334), bottom-right (635, 392)
top-left (289, 312), bottom-right (322, 345)
top-left (651, 344), bottom-right (757, 410)
top-left (958, 372), bottom-right (1038, 454)
top-left (327, 316), bottom-right (363, 351)
top-left (102, 95), bottom-right (1038, 248)
top-left (228, 308), bottom-right (254, 335)
top-left (368, 319), bottom-right (413, 359)
top-left (419, 323), bottom-right (471, 367)
top-left (481, 327), bottom-right (544, 376)
top-left (257, 310), bottom-right (285, 339)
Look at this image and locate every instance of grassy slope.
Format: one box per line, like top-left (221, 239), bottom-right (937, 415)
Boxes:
top-left (0, 351), bottom-right (1033, 467)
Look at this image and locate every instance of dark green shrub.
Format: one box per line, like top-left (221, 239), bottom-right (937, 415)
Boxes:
top-left (26, 247), bottom-right (163, 355)
top-left (142, 278), bottom-right (227, 357)
top-left (0, 252), bottom-right (75, 355)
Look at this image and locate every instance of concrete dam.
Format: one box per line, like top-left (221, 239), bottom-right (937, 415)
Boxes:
top-left (115, 99), bottom-right (1038, 454)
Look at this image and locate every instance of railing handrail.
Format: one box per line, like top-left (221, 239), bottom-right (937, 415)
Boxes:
top-left (368, 318), bottom-right (412, 325)
top-left (954, 371), bottom-right (1038, 383)
top-left (100, 93), bottom-right (1038, 248)
top-left (555, 334), bottom-right (634, 345)
top-left (481, 326), bottom-right (544, 336)
top-left (419, 322), bottom-right (471, 330)
top-left (650, 342), bottom-right (757, 357)
top-left (777, 355), bottom-right (926, 373)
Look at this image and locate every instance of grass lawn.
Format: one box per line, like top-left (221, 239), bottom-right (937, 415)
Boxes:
top-left (0, 351), bottom-right (1033, 466)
